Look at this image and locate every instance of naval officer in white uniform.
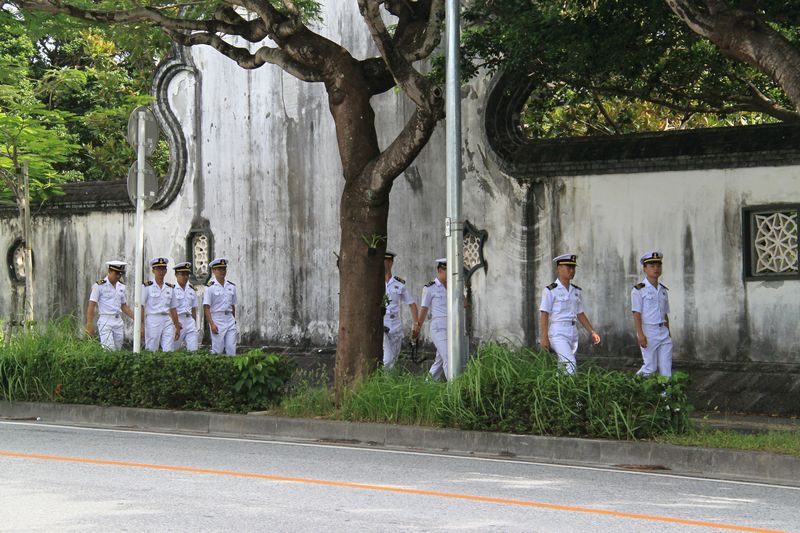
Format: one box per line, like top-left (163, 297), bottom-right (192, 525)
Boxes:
top-left (141, 257), bottom-right (182, 352)
top-left (86, 260), bottom-right (135, 350)
top-left (383, 251), bottom-right (419, 369)
top-left (418, 258), bottom-right (449, 380)
top-left (631, 251), bottom-right (672, 377)
top-left (203, 257), bottom-right (238, 355)
top-left (172, 261), bottom-right (199, 351)
top-left (539, 253), bottom-right (601, 374)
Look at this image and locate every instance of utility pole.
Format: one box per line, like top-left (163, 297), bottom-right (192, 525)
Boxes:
top-left (445, 0), bottom-right (467, 380)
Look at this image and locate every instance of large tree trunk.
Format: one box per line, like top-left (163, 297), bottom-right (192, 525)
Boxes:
top-left (334, 183), bottom-right (389, 398)
top-left (326, 59), bottom-right (389, 398)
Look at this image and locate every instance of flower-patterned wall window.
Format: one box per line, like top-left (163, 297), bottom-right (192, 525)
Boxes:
top-left (743, 205), bottom-right (799, 281)
top-left (187, 226), bottom-right (213, 284)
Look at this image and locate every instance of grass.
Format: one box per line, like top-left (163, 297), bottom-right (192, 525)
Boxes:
top-left (658, 429), bottom-right (800, 457)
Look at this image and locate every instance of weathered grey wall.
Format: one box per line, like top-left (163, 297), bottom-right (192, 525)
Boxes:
top-left (0, 0), bottom-right (797, 369)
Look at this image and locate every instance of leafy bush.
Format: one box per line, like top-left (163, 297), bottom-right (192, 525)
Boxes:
top-left (0, 320), bottom-right (294, 413)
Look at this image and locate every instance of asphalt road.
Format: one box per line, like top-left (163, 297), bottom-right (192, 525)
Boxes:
top-left (0, 421), bottom-right (797, 532)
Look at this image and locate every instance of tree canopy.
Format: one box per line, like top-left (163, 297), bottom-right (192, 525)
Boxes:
top-left (1, 9), bottom-right (168, 183)
top-left (461, 0), bottom-right (800, 138)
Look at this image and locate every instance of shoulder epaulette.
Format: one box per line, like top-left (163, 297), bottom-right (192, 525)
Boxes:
top-left (572, 284), bottom-right (582, 290)
top-left (144, 280), bottom-right (153, 286)
top-left (424, 280), bottom-right (435, 287)
top-left (634, 283), bottom-right (645, 290)
top-left (227, 280), bottom-right (235, 286)
top-left (96, 279), bottom-right (106, 285)
top-left (188, 284), bottom-right (195, 291)
top-left (207, 280), bottom-right (214, 287)
top-left (660, 283), bottom-right (669, 290)
top-left (393, 275), bottom-right (406, 284)
top-left (165, 282), bottom-right (175, 288)
top-left (546, 282), bottom-right (557, 290)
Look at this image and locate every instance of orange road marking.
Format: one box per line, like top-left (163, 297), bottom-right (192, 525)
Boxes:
top-left (0, 450), bottom-right (786, 533)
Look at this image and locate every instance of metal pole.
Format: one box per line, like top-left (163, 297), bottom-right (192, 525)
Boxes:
top-left (445, 0), bottom-right (467, 381)
top-left (132, 111), bottom-right (146, 353)
top-left (21, 162), bottom-right (34, 325)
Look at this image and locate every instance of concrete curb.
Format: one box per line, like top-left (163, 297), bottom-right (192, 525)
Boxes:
top-left (2, 401), bottom-right (798, 487)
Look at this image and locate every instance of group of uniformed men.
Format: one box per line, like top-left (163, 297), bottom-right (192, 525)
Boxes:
top-left (85, 257), bottom-right (237, 355)
top-left (539, 251), bottom-right (673, 378)
top-left (382, 252), bottom-right (451, 380)
top-left (384, 249), bottom-right (672, 381)
top-left (87, 248), bottom-right (671, 378)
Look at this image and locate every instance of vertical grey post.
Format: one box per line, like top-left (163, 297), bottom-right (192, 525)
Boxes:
top-left (445, 0), bottom-right (467, 381)
top-left (21, 162), bottom-right (34, 324)
top-left (132, 111), bottom-right (146, 353)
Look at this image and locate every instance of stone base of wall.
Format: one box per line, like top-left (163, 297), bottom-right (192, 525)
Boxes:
top-left (246, 345), bottom-right (800, 417)
top-left (591, 355), bottom-right (800, 417)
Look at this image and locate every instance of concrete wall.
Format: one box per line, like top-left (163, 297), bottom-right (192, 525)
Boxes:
top-left (1, 0), bottom-right (797, 368)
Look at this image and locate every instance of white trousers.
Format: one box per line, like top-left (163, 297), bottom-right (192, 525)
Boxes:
top-left (428, 319), bottom-right (448, 380)
top-left (210, 313), bottom-right (237, 356)
top-left (549, 325), bottom-right (579, 374)
top-left (145, 314), bottom-right (174, 352)
top-left (383, 331), bottom-right (403, 368)
top-left (174, 314), bottom-right (199, 351)
top-left (97, 315), bottom-right (124, 351)
top-left (637, 325), bottom-right (673, 377)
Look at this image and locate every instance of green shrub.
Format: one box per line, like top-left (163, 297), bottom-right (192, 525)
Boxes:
top-left (0, 320), bottom-right (294, 413)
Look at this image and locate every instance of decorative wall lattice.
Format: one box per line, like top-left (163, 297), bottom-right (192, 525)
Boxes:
top-left (463, 220), bottom-right (488, 283)
top-left (753, 211), bottom-right (799, 274)
top-left (191, 233), bottom-right (210, 282)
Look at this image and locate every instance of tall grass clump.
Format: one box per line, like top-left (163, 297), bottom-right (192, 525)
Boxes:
top-left (341, 367), bottom-right (446, 425)
top-left (439, 343), bottom-right (691, 439)
top-left (279, 367), bottom-right (337, 418)
top-left (0, 317), bottom-right (102, 402)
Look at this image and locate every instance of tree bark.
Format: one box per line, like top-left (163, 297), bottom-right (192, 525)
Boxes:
top-left (324, 56), bottom-right (389, 398)
top-left (334, 182), bottom-right (389, 398)
top-left (666, 1), bottom-right (800, 112)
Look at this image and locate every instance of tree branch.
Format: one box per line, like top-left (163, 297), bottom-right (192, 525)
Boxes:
top-left (389, 0), bottom-right (445, 62)
top-left (368, 104), bottom-right (441, 195)
top-left (358, 0), bottom-right (439, 110)
top-left (168, 30), bottom-right (322, 81)
top-left (664, 0), bottom-right (715, 36)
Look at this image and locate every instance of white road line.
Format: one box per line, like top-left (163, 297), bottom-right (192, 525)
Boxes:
top-left (1, 419), bottom-right (797, 491)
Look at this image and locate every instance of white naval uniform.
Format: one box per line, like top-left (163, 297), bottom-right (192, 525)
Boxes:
top-left (89, 276), bottom-right (127, 350)
top-left (203, 278), bottom-right (237, 355)
top-left (142, 280), bottom-right (178, 352)
top-left (383, 275), bottom-right (415, 368)
top-left (173, 283), bottom-right (199, 351)
top-left (631, 279), bottom-right (672, 377)
top-left (539, 279), bottom-right (584, 374)
top-left (421, 279), bottom-right (448, 380)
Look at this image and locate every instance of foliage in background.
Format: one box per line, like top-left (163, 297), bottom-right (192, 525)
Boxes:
top-left (0, 319), bottom-right (294, 412)
top-left (458, 0), bottom-right (799, 138)
top-left (0, 10), bottom-right (169, 185)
